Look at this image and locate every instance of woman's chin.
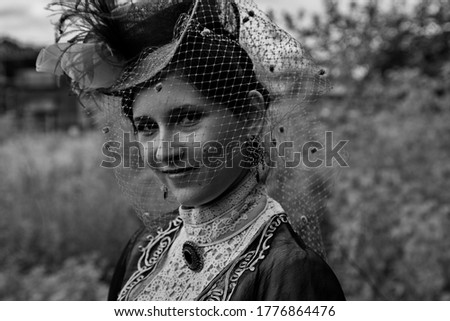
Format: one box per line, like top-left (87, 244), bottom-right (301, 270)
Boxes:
top-left (168, 167), bottom-right (248, 207)
top-left (171, 184), bottom-right (220, 208)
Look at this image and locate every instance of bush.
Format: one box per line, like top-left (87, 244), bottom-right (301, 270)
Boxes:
top-left (320, 68), bottom-right (450, 300)
top-left (0, 256), bottom-right (108, 300)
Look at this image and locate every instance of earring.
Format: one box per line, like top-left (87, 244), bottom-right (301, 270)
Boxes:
top-left (155, 82), bottom-right (163, 93)
top-left (161, 184), bottom-right (168, 200)
top-left (244, 135), bottom-right (261, 165)
top-left (244, 135), bottom-right (265, 182)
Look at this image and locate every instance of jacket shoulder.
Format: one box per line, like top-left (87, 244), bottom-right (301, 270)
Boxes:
top-left (108, 226), bottom-right (148, 300)
top-left (228, 216), bottom-right (345, 301)
top-left (256, 222), bottom-right (346, 300)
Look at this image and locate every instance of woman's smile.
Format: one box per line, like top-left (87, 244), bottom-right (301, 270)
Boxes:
top-left (159, 166), bottom-right (198, 178)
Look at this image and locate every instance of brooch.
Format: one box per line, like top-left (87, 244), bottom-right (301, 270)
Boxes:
top-left (182, 241), bottom-right (204, 272)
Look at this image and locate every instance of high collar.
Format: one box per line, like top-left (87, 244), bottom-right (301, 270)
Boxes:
top-left (178, 172), bottom-right (267, 245)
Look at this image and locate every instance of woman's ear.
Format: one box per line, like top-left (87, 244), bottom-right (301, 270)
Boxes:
top-left (246, 89), bottom-right (266, 134)
top-left (248, 89), bottom-right (265, 111)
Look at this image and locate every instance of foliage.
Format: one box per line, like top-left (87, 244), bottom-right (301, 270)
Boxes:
top-left (318, 67), bottom-right (450, 300)
top-left (0, 131), bottom-right (139, 300)
top-left (284, 0), bottom-right (450, 83)
top-left (0, 256), bottom-right (108, 300)
top-left (281, 0), bottom-right (450, 300)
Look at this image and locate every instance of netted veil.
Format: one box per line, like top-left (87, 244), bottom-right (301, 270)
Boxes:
top-left (36, 0), bottom-right (337, 258)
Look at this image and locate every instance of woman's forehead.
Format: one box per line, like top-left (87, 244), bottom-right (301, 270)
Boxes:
top-left (132, 75), bottom-right (207, 117)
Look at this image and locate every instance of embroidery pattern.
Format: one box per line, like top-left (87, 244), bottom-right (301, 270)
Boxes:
top-left (198, 213), bottom-right (288, 301)
top-left (117, 217), bottom-right (183, 301)
top-left (118, 198), bottom-right (286, 301)
top-left (183, 184), bottom-right (266, 245)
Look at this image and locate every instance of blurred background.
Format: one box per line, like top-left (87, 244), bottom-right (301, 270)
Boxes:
top-left (1, 0), bottom-right (449, 300)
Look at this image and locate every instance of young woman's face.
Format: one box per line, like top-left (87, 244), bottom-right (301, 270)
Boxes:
top-left (133, 75), bottom-right (249, 207)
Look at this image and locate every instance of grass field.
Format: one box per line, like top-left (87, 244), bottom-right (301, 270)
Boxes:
top-left (0, 131), bottom-right (139, 300)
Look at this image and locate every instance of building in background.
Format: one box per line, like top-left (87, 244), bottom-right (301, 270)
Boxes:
top-left (0, 38), bottom-right (89, 132)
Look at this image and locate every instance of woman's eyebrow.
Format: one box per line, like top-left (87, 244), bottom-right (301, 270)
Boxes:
top-left (134, 115), bottom-right (154, 124)
top-left (169, 104), bottom-right (201, 116)
top-left (133, 105), bottom-right (205, 124)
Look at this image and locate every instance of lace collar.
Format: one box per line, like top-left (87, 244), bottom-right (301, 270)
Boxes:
top-left (178, 172), bottom-right (267, 246)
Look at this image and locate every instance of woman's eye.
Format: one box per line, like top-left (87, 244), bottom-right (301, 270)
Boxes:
top-left (137, 122), bottom-right (158, 137)
top-left (177, 112), bottom-right (203, 126)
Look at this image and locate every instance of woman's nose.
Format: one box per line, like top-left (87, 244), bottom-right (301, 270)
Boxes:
top-left (154, 130), bottom-right (184, 163)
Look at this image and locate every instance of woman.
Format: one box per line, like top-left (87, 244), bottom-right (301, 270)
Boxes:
top-left (37, 0), bottom-right (345, 300)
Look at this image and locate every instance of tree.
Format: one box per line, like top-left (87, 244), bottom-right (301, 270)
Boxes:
top-left (284, 0), bottom-right (450, 84)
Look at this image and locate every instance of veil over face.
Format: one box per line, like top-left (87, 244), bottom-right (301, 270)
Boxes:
top-left (36, 0), bottom-right (337, 258)
top-left (132, 73), bottom-right (261, 207)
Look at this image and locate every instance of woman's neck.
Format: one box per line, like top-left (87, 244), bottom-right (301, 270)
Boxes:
top-left (179, 171), bottom-right (267, 245)
top-left (179, 170), bottom-right (260, 225)
top-left (179, 171), bottom-right (265, 226)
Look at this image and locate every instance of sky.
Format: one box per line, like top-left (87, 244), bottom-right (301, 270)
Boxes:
top-left (0, 0), bottom-right (412, 46)
top-left (0, 0), bottom-right (328, 46)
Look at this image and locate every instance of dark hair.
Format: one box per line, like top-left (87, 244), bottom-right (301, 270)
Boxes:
top-left (121, 26), bottom-right (271, 125)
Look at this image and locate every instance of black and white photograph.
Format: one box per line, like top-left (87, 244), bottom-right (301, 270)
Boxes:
top-left (1, 0), bottom-right (449, 308)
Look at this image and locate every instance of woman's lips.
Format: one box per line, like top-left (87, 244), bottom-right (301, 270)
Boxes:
top-left (160, 167), bottom-right (198, 178)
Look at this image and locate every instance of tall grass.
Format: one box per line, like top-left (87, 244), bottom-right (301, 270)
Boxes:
top-left (0, 131), bottom-right (139, 300)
